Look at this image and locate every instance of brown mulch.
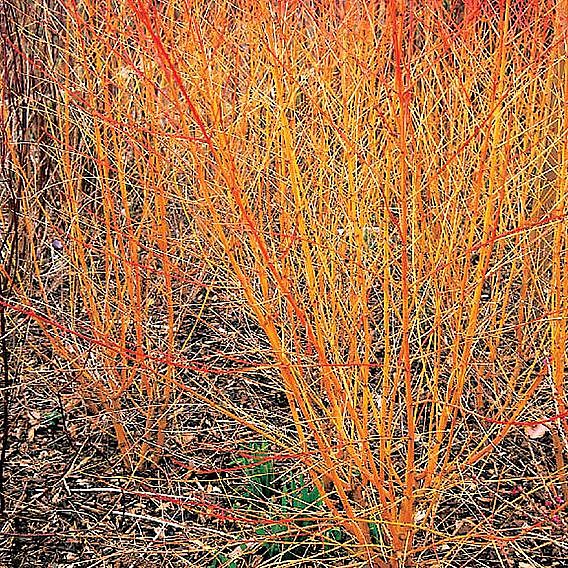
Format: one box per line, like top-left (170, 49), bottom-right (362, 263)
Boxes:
top-left (1, 275), bottom-right (567, 568)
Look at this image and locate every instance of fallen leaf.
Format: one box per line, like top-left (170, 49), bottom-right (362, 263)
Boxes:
top-left (524, 423), bottom-right (549, 440)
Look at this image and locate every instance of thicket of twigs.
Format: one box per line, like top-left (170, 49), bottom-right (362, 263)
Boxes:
top-left (1, 1), bottom-right (567, 566)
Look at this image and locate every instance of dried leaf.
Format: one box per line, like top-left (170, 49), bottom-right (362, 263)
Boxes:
top-left (524, 423), bottom-right (549, 440)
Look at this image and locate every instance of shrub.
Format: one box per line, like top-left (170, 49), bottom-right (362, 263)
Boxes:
top-left (2, 0), bottom-right (567, 566)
